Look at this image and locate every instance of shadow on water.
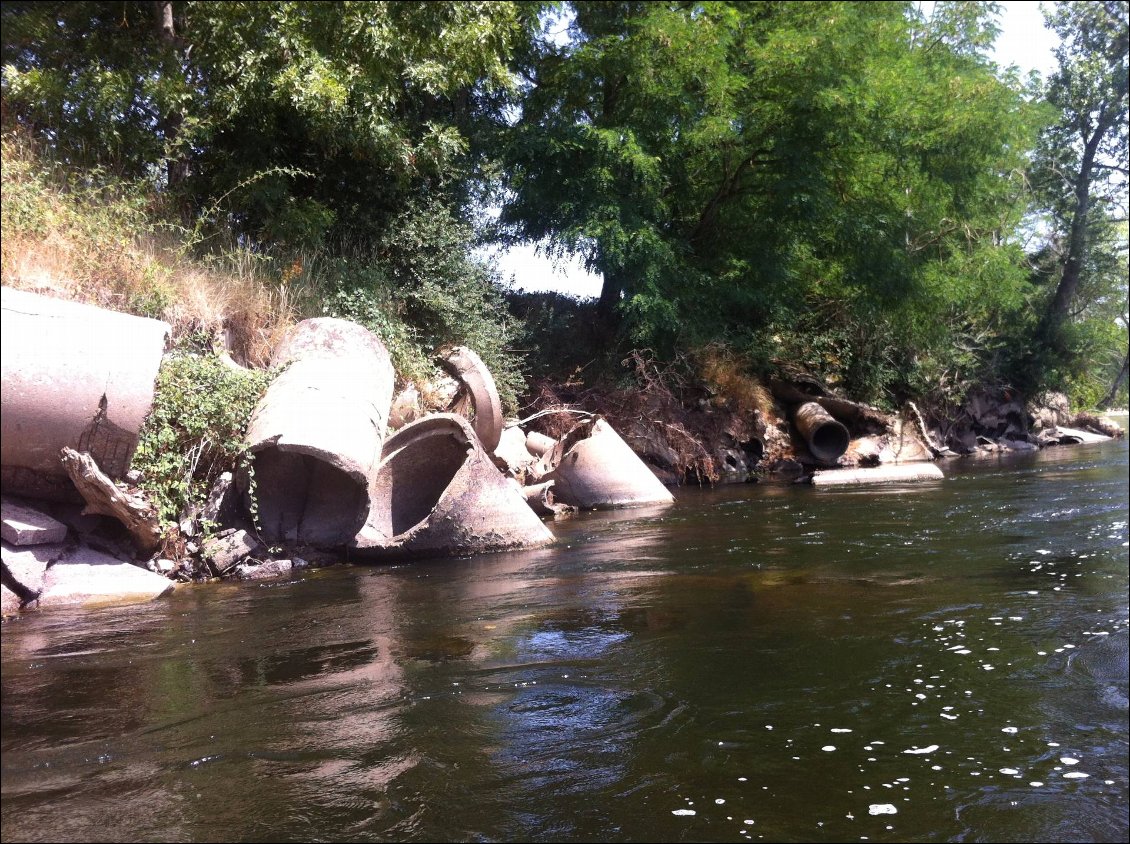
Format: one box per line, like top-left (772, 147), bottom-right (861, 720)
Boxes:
top-left (2, 439), bottom-right (1127, 842)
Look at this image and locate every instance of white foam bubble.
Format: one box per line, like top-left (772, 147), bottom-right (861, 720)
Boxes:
top-left (672, 809), bottom-right (696, 816)
top-left (903, 745), bottom-right (939, 755)
top-left (1063, 772), bottom-right (1089, 779)
top-left (868, 804), bottom-right (898, 815)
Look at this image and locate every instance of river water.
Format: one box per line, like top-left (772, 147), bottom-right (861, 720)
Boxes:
top-left (2, 437), bottom-right (1127, 843)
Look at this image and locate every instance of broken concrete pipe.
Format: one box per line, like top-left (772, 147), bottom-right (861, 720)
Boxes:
top-left (0, 287), bottom-right (170, 501)
top-left (438, 346), bottom-right (504, 453)
top-left (493, 425), bottom-right (538, 478)
top-left (245, 318), bottom-right (394, 547)
top-left (794, 401), bottom-right (851, 463)
top-left (537, 417), bottom-right (675, 510)
top-left (351, 414), bottom-right (554, 560)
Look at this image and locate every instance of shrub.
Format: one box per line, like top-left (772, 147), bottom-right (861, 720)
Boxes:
top-left (133, 349), bottom-right (273, 525)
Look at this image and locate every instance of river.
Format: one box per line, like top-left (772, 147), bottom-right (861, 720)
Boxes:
top-left (2, 435), bottom-right (1127, 843)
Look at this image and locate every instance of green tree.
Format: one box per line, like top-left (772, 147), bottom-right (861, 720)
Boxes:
top-left (500, 1), bottom-right (1037, 401)
top-left (1032, 0), bottom-right (1129, 361)
top-left (2, 1), bottom-right (526, 247)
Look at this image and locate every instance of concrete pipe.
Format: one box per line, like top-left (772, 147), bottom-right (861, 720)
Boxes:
top-left (540, 417), bottom-right (675, 510)
top-left (245, 318), bottom-right (394, 547)
top-left (1, 288), bottom-right (170, 501)
top-left (794, 401), bottom-right (850, 463)
top-left (811, 463), bottom-right (943, 487)
top-left (525, 431), bottom-right (557, 457)
top-left (439, 346), bottom-right (503, 453)
top-left (351, 414), bottom-right (554, 560)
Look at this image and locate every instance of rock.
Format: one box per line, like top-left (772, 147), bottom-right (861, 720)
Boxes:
top-left (200, 529), bottom-right (263, 573)
top-left (772, 457), bottom-right (805, 478)
top-left (493, 425), bottom-right (538, 479)
top-left (388, 383), bottom-right (423, 430)
top-left (200, 472), bottom-right (238, 528)
top-left (1065, 413), bottom-right (1123, 439)
top-left (1029, 391), bottom-right (1070, 431)
top-left (153, 558), bottom-right (178, 575)
top-left (232, 559), bottom-right (294, 581)
top-left (38, 546), bottom-right (175, 608)
top-left (1, 540), bottom-right (62, 607)
top-left (2, 585), bottom-right (22, 617)
top-left (1, 497), bottom-right (69, 546)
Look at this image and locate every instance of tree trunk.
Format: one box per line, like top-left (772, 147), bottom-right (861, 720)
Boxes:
top-left (1099, 350), bottom-right (1129, 409)
top-left (1040, 113), bottom-right (1110, 346)
top-left (151, 1), bottom-right (189, 190)
top-left (60, 448), bottom-right (164, 556)
top-left (596, 265), bottom-right (624, 326)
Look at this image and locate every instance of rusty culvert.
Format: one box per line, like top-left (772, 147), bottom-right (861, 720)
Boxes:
top-left (794, 401), bottom-right (851, 463)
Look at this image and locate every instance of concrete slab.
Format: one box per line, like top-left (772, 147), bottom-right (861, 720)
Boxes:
top-left (1, 497), bottom-right (69, 545)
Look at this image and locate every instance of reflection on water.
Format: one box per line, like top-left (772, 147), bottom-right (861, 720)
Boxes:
top-left (3, 441), bottom-right (1128, 842)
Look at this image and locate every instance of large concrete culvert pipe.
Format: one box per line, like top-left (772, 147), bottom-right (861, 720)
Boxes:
top-left (245, 318), bottom-right (394, 547)
top-left (1, 287), bottom-right (170, 501)
top-left (794, 401), bottom-right (850, 463)
top-left (539, 417), bottom-right (675, 509)
top-left (351, 413), bottom-right (554, 560)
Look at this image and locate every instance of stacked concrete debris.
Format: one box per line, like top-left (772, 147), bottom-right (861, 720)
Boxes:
top-left (2, 288), bottom-right (1124, 614)
top-left (0, 293), bottom-right (680, 616)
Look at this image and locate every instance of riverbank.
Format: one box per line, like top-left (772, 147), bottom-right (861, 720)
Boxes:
top-left (1, 289), bottom-right (1123, 619)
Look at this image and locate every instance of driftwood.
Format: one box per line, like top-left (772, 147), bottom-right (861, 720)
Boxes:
top-left (904, 401), bottom-right (946, 458)
top-left (60, 447), bottom-right (163, 556)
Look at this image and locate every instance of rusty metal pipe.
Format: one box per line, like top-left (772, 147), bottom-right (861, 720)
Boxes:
top-left (794, 401), bottom-right (850, 463)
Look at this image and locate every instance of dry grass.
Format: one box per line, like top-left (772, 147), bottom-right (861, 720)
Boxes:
top-left (1, 132), bottom-right (297, 367)
top-left (693, 343), bottom-right (774, 419)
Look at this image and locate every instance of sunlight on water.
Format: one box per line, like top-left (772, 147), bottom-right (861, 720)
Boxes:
top-left (2, 441), bottom-right (1127, 842)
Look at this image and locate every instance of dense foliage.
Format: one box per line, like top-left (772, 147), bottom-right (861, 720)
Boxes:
top-left (2, 1), bottom-right (1127, 411)
top-left (133, 348), bottom-right (273, 525)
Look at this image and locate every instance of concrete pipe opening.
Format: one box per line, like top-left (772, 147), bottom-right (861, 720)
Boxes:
top-left (795, 401), bottom-right (850, 463)
top-left (368, 422), bottom-right (468, 539)
top-left (353, 414), bottom-right (554, 559)
top-left (245, 318), bottom-right (394, 547)
top-left (251, 448), bottom-right (369, 547)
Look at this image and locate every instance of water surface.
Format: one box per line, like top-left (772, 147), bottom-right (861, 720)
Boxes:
top-left (3, 440), bottom-right (1127, 842)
